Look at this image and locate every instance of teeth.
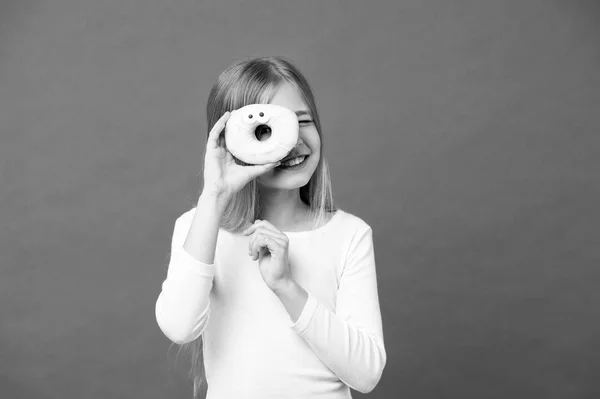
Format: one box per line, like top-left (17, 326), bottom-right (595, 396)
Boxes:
top-left (281, 156), bottom-right (305, 167)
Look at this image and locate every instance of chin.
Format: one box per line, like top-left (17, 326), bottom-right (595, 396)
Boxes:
top-left (258, 170), bottom-right (315, 190)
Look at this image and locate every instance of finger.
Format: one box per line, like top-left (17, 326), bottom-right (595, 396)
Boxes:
top-left (254, 234), bottom-right (285, 259)
top-left (255, 231), bottom-right (287, 253)
top-left (249, 233), bottom-right (265, 261)
top-left (243, 221), bottom-right (258, 236)
top-left (249, 231), bottom-right (285, 260)
top-left (249, 228), bottom-right (286, 251)
top-left (217, 134), bottom-right (226, 148)
top-left (252, 219), bottom-right (284, 235)
top-left (243, 224), bottom-right (289, 246)
top-left (249, 231), bottom-right (269, 260)
top-left (207, 112), bottom-right (231, 149)
top-left (224, 148), bottom-right (235, 162)
top-left (242, 161), bottom-right (282, 179)
top-left (256, 228), bottom-right (287, 248)
top-left (254, 223), bottom-right (288, 245)
top-left (264, 235), bottom-right (287, 254)
top-left (249, 231), bottom-right (262, 259)
top-left (243, 221), bottom-right (282, 237)
top-left (243, 220), bottom-right (261, 236)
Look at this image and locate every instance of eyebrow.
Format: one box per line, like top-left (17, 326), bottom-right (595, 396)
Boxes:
top-left (295, 110), bottom-right (311, 118)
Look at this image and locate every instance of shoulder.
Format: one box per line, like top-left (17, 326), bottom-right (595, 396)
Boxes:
top-left (332, 209), bottom-right (373, 237)
top-left (173, 206), bottom-right (197, 228)
top-left (331, 210), bottom-right (376, 265)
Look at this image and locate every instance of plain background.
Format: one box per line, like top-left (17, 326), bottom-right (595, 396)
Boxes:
top-left (1, 1), bottom-right (599, 398)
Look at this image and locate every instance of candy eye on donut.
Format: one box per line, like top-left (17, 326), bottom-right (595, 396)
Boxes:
top-left (244, 113), bottom-right (256, 124)
top-left (256, 111), bottom-right (268, 124)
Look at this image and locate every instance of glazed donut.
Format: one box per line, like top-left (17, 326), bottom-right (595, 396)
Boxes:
top-left (224, 104), bottom-right (299, 165)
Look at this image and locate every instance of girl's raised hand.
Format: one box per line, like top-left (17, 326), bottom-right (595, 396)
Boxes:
top-left (202, 112), bottom-right (281, 198)
top-left (242, 220), bottom-right (293, 292)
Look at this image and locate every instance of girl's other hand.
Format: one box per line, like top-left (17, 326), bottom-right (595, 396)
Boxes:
top-left (242, 220), bottom-right (293, 292)
top-left (202, 112), bottom-right (281, 198)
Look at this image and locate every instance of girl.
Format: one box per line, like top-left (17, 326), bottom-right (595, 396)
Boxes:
top-left (155, 56), bottom-right (386, 398)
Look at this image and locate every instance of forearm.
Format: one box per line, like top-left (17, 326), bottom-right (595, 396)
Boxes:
top-left (273, 279), bottom-right (309, 324)
top-left (156, 269), bottom-right (213, 345)
top-left (299, 300), bottom-right (385, 393)
top-left (276, 280), bottom-right (386, 394)
top-left (156, 191), bottom-right (229, 344)
top-left (183, 190), bottom-right (229, 264)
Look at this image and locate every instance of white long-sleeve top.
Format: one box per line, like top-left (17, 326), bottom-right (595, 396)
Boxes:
top-left (155, 208), bottom-right (386, 398)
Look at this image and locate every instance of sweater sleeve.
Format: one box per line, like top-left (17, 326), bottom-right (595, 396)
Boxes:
top-left (155, 213), bottom-right (216, 345)
top-left (289, 226), bottom-right (387, 394)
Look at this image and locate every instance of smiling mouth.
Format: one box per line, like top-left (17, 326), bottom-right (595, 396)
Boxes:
top-left (277, 155), bottom-right (308, 169)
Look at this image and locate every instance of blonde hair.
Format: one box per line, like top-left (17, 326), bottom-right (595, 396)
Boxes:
top-left (174, 56), bottom-right (336, 398)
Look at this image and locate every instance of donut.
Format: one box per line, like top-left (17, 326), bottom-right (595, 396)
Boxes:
top-left (224, 104), bottom-right (299, 165)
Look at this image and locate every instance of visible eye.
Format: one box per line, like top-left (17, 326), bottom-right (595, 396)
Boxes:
top-left (299, 119), bottom-right (313, 126)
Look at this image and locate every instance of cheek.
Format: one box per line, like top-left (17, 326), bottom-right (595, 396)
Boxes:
top-left (302, 128), bottom-right (321, 149)
top-left (313, 135), bottom-right (322, 150)
top-left (308, 152), bottom-right (320, 172)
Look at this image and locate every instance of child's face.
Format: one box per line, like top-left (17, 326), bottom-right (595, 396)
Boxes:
top-left (256, 82), bottom-right (321, 190)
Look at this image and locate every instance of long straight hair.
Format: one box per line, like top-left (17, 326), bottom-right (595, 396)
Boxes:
top-left (175, 56), bottom-right (336, 398)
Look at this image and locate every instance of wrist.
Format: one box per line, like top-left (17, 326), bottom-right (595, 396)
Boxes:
top-left (272, 278), bottom-right (309, 324)
top-left (199, 188), bottom-right (230, 212)
top-left (272, 277), bottom-right (297, 296)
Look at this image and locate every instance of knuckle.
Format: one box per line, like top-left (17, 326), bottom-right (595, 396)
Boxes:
top-left (257, 219), bottom-right (270, 228)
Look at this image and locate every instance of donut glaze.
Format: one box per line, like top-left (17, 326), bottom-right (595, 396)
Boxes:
top-left (224, 104), bottom-right (299, 165)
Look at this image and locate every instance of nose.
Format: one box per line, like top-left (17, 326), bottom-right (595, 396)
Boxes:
top-left (294, 136), bottom-right (305, 148)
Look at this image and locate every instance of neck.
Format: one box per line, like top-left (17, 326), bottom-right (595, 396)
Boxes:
top-left (257, 187), bottom-right (309, 231)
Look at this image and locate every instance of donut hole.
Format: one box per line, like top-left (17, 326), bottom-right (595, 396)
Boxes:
top-left (254, 124), bottom-right (272, 141)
